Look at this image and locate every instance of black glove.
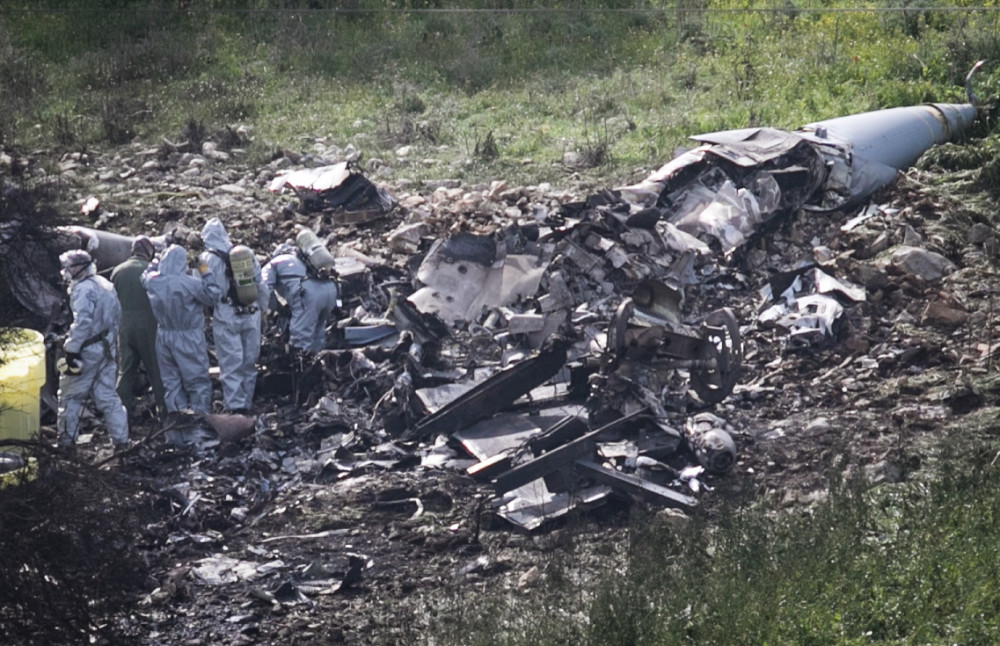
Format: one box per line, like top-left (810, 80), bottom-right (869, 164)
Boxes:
top-left (57, 351), bottom-right (83, 375)
top-left (268, 301), bottom-right (291, 321)
top-left (269, 303), bottom-right (291, 337)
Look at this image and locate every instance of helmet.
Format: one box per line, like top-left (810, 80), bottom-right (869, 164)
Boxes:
top-left (59, 249), bottom-right (93, 270)
top-left (59, 249), bottom-right (94, 283)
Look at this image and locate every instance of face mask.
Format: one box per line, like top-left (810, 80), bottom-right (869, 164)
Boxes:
top-left (60, 268), bottom-right (75, 283)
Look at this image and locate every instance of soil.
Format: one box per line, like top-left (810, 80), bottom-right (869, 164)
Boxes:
top-left (3, 135), bottom-right (1000, 645)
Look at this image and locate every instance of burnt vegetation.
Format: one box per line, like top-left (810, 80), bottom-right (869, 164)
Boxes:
top-left (0, 462), bottom-right (152, 646)
top-left (0, 179), bottom-right (70, 329)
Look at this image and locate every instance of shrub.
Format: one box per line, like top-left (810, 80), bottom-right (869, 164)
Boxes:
top-left (0, 463), bottom-right (152, 646)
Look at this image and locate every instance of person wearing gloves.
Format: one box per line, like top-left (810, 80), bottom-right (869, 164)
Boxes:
top-left (55, 249), bottom-right (130, 455)
top-left (198, 218), bottom-right (268, 414)
top-left (141, 244), bottom-right (222, 416)
top-left (261, 237), bottom-right (340, 354)
top-left (111, 236), bottom-right (167, 422)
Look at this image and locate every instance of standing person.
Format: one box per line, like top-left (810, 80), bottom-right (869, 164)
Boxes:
top-left (141, 244), bottom-right (221, 416)
top-left (111, 236), bottom-right (167, 422)
top-left (262, 238), bottom-right (340, 354)
top-left (198, 217), bottom-right (268, 414)
top-left (55, 250), bottom-right (130, 455)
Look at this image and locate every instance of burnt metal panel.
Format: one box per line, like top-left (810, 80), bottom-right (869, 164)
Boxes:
top-left (406, 338), bottom-right (570, 440)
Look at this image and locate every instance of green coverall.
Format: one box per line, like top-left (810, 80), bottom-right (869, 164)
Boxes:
top-left (111, 255), bottom-right (167, 419)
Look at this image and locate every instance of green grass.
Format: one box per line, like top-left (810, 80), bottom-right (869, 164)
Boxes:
top-left (4, 1), bottom-right (999, 186)
top-left (426, 424), bottom-right (1000, 646)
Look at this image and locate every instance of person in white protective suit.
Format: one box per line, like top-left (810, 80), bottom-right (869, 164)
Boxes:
top-left (55, 250), bottom-right (130, 454)
top-left (198, 218), bottom-right (269, 414)
top-left (141, 244), bottom-right (222, 416)
top-left (262, 241), bottom-right (340, 354)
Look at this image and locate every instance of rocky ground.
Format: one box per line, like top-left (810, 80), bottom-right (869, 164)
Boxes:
top-left (2, 130), bottom-right (1000, 645)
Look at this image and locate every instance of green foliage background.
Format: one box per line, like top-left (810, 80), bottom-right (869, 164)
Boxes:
top-left (3, 1), bottom-right (1000, 185)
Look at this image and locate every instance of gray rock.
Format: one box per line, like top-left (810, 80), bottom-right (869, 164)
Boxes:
top-left (968, 222), bottom-right (993, 245)
top-left (201, 142), bottom-right (230, 161)
top-left (890, 245), bottom-right (956, 282)
top-left (423, 179), bottom-right (461, 190)
top-left (902, 224), bottom-right (923, 246)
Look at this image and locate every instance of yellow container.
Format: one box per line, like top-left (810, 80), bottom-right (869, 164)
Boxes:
top-left (0, 328), bottom-right (46, 454)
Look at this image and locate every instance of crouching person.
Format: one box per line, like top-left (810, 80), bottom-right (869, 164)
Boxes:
top-left (56, 250), bottom-right (129, 456)
top-left (141, 245), bottom-right (222, 416)
top-left (262, 236), bottom-right (340, 355)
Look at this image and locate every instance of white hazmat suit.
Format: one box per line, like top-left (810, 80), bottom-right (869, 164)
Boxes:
top-left (262, 249), bottom-right (339, 353)
top-left (142, 245), bottom-right (221, 415)
top-left (198, 218), bottom-right (268, 412)
top-left (57, 250), bottom-right (129, 449)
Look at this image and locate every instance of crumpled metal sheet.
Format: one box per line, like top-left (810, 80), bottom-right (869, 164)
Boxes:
top-left (407, 338), bottom-right (570, 440)
top-left (689, 126), bottom-right (815, 166)
top-left (409, 233), bottom-right (548, 322)
top-left (269, 163), bottom-right (352, 192)
top-left (192, 555), bottom-right (285, 585)
top-left (758, 266), bottom-right (866, 349)
top-left (7, 270), bottom-right (64, 320)
top-left (495, 480), bottom-right (613, 531)
top-left (268, 162), bottom-right (396, 216)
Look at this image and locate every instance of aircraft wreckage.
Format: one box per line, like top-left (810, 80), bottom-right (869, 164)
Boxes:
top-left (0, 64), bottom-right (985, 529)
top-left (618, 60), bottom-right (984, 255)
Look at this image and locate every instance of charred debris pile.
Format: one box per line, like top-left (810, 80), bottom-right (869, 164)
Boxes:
top-left (0, 459), bottom-right (149, 646)
top-left (1, 107), bottom-right (997, 527)
top-left (2, 96), bottom-right (1000, 639)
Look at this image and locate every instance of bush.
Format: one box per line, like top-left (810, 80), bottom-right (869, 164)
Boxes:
top-left (0, 463), bottom-right (152, 646)
top-left (430, 434), bottom-right (1000, 646)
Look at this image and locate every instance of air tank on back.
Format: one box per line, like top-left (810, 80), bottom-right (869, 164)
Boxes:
top-left (296, 228), bottom-right (335, 274)
top-left (228, 244), bottom-right (259, 306)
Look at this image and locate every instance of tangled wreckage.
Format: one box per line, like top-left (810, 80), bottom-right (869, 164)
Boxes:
top-left (0, 65), bottom-right (986, 532)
